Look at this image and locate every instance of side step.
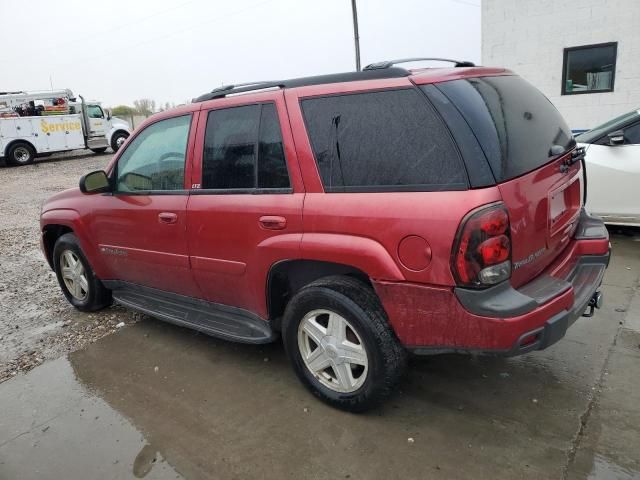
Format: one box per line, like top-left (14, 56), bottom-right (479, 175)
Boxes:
top-left (105, 281), bottom-right (276, 344)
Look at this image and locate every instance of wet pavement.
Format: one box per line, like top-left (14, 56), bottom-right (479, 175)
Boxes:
top-left (1, 158), bottom-right (640, 479)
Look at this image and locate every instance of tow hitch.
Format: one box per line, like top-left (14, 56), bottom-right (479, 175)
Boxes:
top-left (583, 291), bottom-right (604, 318)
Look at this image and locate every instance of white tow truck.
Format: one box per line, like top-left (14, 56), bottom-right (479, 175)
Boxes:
top-left (0, 89), bottom-right (131, 166)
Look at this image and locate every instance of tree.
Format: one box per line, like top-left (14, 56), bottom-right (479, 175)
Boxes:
top-left (133, 99), bottom-right (156, 116)
top-left (111, 105), bottom-right (135, 117)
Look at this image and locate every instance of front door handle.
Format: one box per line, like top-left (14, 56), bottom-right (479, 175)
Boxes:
top-left (158, 212), bottom-right (178, 224)
top-left (259, 215), bottom-right (287, 230)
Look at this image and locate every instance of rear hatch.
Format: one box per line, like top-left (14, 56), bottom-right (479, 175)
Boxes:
top-left (434, 75), bottom-right (580, 287)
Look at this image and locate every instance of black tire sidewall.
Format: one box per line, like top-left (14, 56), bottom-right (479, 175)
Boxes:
top-left (283, 286), bottom-right (389, 411)
top-left (7, 143), bottom-right (35, 166)
top-left (111, 133), bottom-right (128, 152)
top-left (52, 234), bottom-right (109, 311)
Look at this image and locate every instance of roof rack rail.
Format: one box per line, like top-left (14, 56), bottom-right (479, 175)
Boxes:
top-left (363, 57), bottom-right (476, 70)
top-left (193, 81), bottom-right (284, 103)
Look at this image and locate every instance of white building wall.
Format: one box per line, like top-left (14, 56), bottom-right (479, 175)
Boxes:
top-left (482, 0), bottom-right (640, 130)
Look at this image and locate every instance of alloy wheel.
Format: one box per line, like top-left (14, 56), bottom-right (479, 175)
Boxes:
top-left (60, 250), bottom-right (89, 301)
top-left (297, 309), bottom-right (369, 393)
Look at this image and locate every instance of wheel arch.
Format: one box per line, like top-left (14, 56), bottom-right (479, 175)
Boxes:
top-left (266, 259), bottom-right (373, 330)
top-left (4, 139), bottom-right (37, 157)
top-left (42, 223), bottom-right (74, 269)
top-left (41, 210), bottom-right (108, 278)
top-left (109, 128), bottom-right (130, 150)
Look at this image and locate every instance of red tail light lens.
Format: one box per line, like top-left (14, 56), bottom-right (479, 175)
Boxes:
top-left (452, 203), bottom-right (512, 288)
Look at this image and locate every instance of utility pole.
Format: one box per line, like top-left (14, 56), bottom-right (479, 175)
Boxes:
top-left (351, 0), bottom-right (361, 71)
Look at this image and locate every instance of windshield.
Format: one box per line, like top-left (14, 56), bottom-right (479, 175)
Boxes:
top-left (575, 109), bottom-right (640, 144)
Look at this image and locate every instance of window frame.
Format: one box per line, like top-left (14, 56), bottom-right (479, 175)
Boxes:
top-left (193, 101), bottom-right (293, 196)
top-left (111, 113), bottom-right (194, 196)
top-left (561, 42), bottom-right (618, 96)
top-left (299, 86), bottom-right (469, 193)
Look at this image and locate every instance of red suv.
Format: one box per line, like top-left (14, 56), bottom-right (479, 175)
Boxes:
top-left (41, 59), bottom-right (610, 411)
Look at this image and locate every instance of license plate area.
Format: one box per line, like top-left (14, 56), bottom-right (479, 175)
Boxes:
top-left (549, 176), bottom-right (580, 238)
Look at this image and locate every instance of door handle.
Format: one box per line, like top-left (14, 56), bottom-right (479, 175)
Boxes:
top-left (259, 215), bottom-right (287, 230)
top-left (158, 212), bottom-right (178, 224)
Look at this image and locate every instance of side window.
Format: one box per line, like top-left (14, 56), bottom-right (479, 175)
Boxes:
top-left (87, 105), bottom-right (104, 119)
top-left (202, 103), bottom-right (290, 190)
top-left (301, 89), bottom-right (466, 191)
top-left (116, 115), bottom-right (191, 192)
top-left (624, 123), bottom-right (640, 144)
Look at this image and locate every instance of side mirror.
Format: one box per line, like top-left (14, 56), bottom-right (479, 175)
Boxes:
top-left (79, 170), bottom-right (111, 193)
top-left (608, 130), bottom-right (625, 145)
top-left (106, 109), bottom-right (112, 121)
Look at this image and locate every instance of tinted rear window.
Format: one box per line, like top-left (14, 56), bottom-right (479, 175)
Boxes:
top-left (301, 88), bottom-right (467, 192)
top-left (433, 76), bottom-right (574, 182)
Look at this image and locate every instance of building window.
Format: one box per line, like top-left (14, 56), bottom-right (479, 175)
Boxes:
top-left (562, 42), bottom-right (617, 95)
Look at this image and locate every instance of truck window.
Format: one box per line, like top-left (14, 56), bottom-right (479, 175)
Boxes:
top-left (300, 88), bottom-right (467, 192)
top-left (201, 103), bottom-right (290, 190)
top-left (87, 105), bottom-right (104, 119)
top-left (115, 115), bottom-right (191, 192)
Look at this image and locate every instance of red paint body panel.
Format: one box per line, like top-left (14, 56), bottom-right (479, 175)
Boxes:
top-left (499, 152), bottom-right (583, 288)
top-left (374, 235), bottom-right (609, 351)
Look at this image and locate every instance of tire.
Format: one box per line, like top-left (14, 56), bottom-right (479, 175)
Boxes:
top-left (53, 233), bottom-right (112, 312)
top-left (110, 131), bottom-right (129, 152)
top-left (6, 142), bottom-right (35, 166)
top-left (90, 147), bottom-right (107, 154)
top-left (282, 276), bottom-right (407, 412)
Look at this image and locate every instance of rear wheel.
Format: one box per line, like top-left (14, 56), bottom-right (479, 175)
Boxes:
top-left (282, 276), bottom-right (407, 412)
top-left (90, 147), bottom-right (107, 154)
top-left (6, 142), bottom-right (35, 166)
top-left (53, 233), bottom-right (112, 311)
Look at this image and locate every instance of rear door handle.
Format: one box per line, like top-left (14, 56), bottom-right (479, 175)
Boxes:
top-left (259, 215), bottom-right (287, 230)
top-left (158, 212), bottom-right (178, 224)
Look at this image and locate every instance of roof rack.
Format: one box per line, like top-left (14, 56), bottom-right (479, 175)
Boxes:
top-left (193, 67), bottom-right (411, 103)
top-left (193, 81), bottom-right (285, 102)
top-left (363, 57), bottom-right (476, 70)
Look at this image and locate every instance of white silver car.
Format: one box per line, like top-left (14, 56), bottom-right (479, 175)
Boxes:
top-left (577, 109), bottom-right (640, 227)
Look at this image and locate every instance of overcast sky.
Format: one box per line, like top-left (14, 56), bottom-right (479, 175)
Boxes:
top-left (0, 0), bottom-right (480, 107)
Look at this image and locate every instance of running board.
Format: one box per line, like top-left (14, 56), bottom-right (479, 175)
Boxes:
top-left (104, 281), bottom-right (276, 344)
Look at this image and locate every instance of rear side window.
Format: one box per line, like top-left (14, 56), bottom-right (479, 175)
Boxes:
top-left (301, 89), bottom-right (467, 192)
top-left (202, 103), bottom-right (290, 190)
top-left (433, 76), bottom-right (574, 182)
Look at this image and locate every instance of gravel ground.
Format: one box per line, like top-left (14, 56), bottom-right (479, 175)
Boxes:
top-left (0, 151), bottom-right (142, 382)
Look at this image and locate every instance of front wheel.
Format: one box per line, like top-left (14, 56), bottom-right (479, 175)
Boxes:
top-left (53, 233), bottom-right (112, 311)
top-left (110, 131), bottom-right (129, 152)
top-left (282, 276), bottom-right (407, 412)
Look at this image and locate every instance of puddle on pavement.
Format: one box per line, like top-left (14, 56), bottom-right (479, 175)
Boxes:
top-left (0, 357), bottom-right (181, 480)
top-left (589, 455), bottom-right (640, 479)
top-left (53, 314), bottom-right (622, 480)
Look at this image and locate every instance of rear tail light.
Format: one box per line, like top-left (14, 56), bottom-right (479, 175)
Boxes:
top-left (452, 203), bottom-right (512, 288)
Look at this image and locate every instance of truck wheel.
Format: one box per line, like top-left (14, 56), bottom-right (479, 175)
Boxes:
top-left (6, 142), bottom-right (35, 166)
top-left (90, 148), bottom-right (107, 154)
top-left (111, 132), bottom-right (129, 152)
top-left (53, 233), bottom-right (112, 312)
top-left (282, 276), bottom-right (407, 412)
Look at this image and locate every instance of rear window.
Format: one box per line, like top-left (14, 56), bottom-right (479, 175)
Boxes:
top-left (301, 88), bottom-right (467, 192)
top-left (432, 76), bottom-right (574, 182)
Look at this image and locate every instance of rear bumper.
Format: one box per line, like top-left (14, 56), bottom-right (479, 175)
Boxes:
top-left (373, 210), bottom-right (610, 355)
